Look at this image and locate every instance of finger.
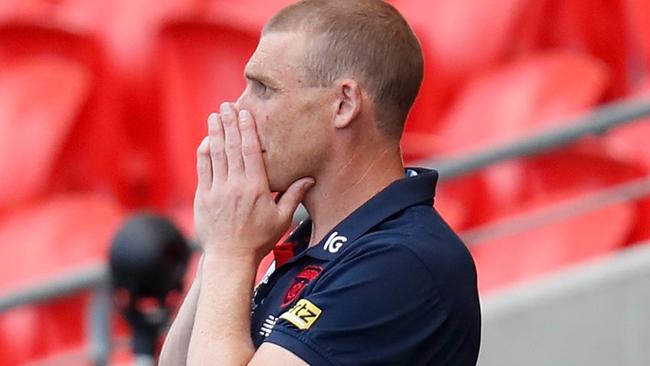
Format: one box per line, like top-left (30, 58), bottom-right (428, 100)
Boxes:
top-left (208, 112), bottom-right (227, 184)
top-left (196, 136), bottom-right (212, 192)
top-left (220, 102), bottom-right (244, 180)
top-left (238, 110), bottom-right (267, 183)
top-left (277, 178), bottom-right (315, 221)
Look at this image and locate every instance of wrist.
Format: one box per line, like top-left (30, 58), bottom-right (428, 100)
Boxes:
top-left (202, 248), bottom-right (260, 271)
top-left (200, 250), bottom-right (259, 296)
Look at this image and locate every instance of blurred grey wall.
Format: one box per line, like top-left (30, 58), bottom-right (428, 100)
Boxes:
top-left (479, 241), bottom-right (650, 366)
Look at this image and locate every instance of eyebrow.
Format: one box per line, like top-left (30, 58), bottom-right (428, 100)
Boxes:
top-left (244, 69), bottom-right (278, 87)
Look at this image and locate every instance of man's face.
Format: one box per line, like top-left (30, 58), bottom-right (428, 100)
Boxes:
top-left (235, 31), bottom-right (334, 192)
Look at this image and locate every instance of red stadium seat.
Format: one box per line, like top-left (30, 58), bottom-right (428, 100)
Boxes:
top-left (435, 52), bottom-right (611, 224)
top-left (0, 194), bottom-right (125, 365)
top-left (514, 0), bottom-right (629, 97)
top-left (0, 0), bottom-right (209, 211)
top-left (0, 1), bottom-right (39, 22)
top-left (470, 148), bottom-right (644, 293)
top-left (155, 20), bottom-right (259, 209)
top-left (0, 24), bottom-right (94, 212)
top-left (0, 21), bottom-right (161, 365)
top-left (607, 82), bottom-right (650, 171)
top-left (0, 23), bottom-right (136, 211)
top-left (204, 0), bottom-right (295, 33)
top-left (0, 54), bottom-right (90, 212)
top-left (438, 51), bottom-right (609, 155)
top-left (394, 0), bottom-right (530, 136)
top-left (606, 82), bottom-right (650, 244)
top-left (432, 174), bottom-right (489, 231)
top-left (401, 51), bottom-right (609, 162)
top-left (472, 200), bottom-right (636, 293)
top-left (622, 0), bottom-right (650, 76)
top-left (402, 50), bottom-right (643, 292)
top-left (403, 52), bottom-right (610, 229)
top-left (393, 0), bottom-right (528, 86)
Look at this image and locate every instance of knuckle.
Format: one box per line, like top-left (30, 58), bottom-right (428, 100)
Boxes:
top-left (241, 144), bottom-right (258, 156)
top-left (209, 139), bottom-right (222, 150)
top-left (225, 140), bottom-right (241, 150)
top-left (196, 160), bottom-right (208, 173)
top-left (196, 147), bottom-right (206, 157)
top-left (211, 149), bottom-right (226, 160)
top-left (208, 125), bottom-right (222, 136)
top-left (239, 119), bottom-right (252, 130)
top-left (221, 116), bottom-right (233, 126)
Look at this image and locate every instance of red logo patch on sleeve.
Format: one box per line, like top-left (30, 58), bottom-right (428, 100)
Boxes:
top-left (281, 265), bottom-right (323, 308)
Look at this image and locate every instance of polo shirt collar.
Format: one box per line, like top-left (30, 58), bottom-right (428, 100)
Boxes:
top-left (278, 167), bottom-right (438, 265)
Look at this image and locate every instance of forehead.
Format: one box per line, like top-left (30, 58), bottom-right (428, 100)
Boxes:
top-left (245, 31), bottom-right (310, 84)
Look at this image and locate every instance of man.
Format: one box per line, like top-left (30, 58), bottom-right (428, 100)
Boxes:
top-left (159, 0), bottom-right (480, 365)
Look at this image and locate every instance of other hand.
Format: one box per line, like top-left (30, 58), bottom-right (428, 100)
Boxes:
top-left (193, 102), bottom-right (314, 264)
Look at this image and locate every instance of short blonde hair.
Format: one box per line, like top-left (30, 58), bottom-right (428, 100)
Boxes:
top-left (263, 0), bottom-right (424, 138)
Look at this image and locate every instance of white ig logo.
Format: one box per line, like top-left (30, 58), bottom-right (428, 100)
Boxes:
top-left (323, 232), bottom-right (348, 253)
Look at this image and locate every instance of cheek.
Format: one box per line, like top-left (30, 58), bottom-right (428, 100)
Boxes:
top-left (251, 109), bottom-right (275, 149)
top-left (253, 94), bottom-right (324, 154)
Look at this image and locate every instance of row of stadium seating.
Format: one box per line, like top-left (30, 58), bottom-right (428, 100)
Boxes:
top-left (0, 0), bottom-right (649, 364)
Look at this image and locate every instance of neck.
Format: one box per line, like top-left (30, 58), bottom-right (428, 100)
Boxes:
top-left (302, 143), bottom-right (404, 247)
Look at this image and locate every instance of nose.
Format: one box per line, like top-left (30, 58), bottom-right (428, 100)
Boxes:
top-left (234, 86), bottom-right (258, 119)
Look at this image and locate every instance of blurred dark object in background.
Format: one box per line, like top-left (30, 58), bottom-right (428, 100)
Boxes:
top-left (109, 212), bottom-right (190, 359)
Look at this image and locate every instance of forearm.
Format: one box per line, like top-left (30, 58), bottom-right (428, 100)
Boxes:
top-left (185, 103), bottom-right (312, 365)
top-left (159, 255), bottom-right (203, 366)
top-left (186, 252), bottom-right (258, 366)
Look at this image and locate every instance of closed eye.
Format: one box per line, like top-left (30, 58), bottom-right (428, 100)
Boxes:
top-left (253, 80), bottom-right (268, 94)
top-left (249, 79), bottom-right (275, 99)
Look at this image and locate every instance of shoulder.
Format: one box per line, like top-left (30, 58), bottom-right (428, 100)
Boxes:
top-left (267, 204), bottom-right (481, 365)
top-left (346, 204), bottom-right (480, 314)
top-left (352, 204), bottom-right (476, 276)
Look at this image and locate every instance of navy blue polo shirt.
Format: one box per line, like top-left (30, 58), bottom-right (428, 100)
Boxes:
top-left (250, 168), bottom-right (481, 365)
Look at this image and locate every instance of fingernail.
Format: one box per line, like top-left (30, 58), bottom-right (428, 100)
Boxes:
top-left (220, 102), bottom-right (230, 111)
top-left (208, 113), bottom-right (218, 125)
top-left (304, 179), bottom-right (315, 190)
top-left (238, 110), bottom-right (248, 122)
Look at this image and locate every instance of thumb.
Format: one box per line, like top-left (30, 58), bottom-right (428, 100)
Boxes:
top-left (277, 177), bottom-right (315, 221)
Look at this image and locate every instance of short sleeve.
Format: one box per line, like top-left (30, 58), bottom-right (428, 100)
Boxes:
top-left (264, 242), bottom-right (450, 366)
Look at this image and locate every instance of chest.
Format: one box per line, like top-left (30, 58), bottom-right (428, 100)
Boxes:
top-left (250, 260), bottom-right (326, 346)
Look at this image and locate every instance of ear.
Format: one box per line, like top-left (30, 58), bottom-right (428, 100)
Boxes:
top-left (333, 79), bottom-right (362, 129)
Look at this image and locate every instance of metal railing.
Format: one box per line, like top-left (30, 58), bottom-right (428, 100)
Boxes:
top-left (1, 97), bottom-right (650, 365)
top-left (422, 97), bottom-right (650, 180)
